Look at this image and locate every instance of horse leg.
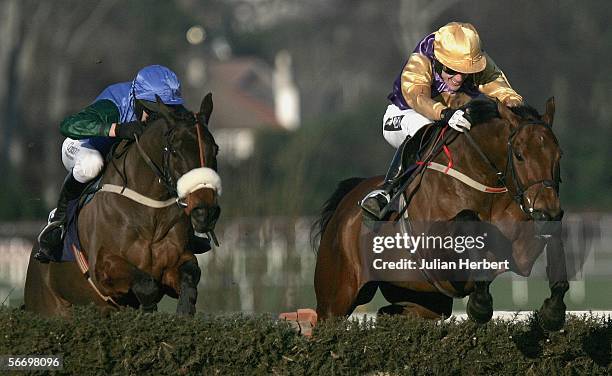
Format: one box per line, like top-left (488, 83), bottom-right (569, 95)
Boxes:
top-left (316, 279), bottom-right (378, 320)
top-left (314, 250), bottom-right (378, 320)
top-left (466, 281), bottom-right (493, 324)
top-left (24, 251), bottom-right (72, 316)
top-left (378, 302), bottom-right (445, 319)
top-left (176, 258), bottom-right (201, 316)
top-left (314, 237), bottom-right (378, 320)
top-left (538, 233), bottom-right (569, 331)
top-left (131, 269), bottom-right (162, 312)
top-left (378, 282), bottom-right (453, 319)
top-left (96, 254), bottom-right (161, 312)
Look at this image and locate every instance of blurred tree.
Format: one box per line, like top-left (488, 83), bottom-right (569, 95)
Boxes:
top-left (1, 0), bottom-right (610, 220)
top-left (395, 0), bottom-right (459, 53)
top-left (219, 98), bottom-right (392, 218)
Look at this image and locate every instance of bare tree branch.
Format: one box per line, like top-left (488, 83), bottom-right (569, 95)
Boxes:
top-left (17, 2), bottom-right (52, 82)
top-left (395, 0), bottom-right (460, 54)
top-left (67, 0), bottom-right (119, 55)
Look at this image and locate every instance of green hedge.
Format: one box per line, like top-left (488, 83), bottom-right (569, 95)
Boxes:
top-left (1, 307), bottom-right (610, 375)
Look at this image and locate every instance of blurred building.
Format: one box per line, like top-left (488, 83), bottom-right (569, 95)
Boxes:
top-left (184, 51), bottom-right (300, 166)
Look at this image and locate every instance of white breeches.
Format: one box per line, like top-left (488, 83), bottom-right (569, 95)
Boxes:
top-left (61, 138), bottom-right (105, 183)
top-left (382, 104), bottom-right (433, 149)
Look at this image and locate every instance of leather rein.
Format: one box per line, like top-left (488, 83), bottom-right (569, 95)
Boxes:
top-left (460, 120), bottom-right (561, 216)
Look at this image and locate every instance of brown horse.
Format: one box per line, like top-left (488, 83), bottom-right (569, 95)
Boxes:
top-left (24, 94), bottom-right (221, 316)
top-left (314, 97), bottom-right (569, 331)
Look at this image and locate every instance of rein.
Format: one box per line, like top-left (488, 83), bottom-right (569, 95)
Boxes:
top-left (134, 133), bottom-right (179, 198)
top-left (462, 131), bottom-right (506, 188)
top-left (459, 120), bottom-right (560, 216)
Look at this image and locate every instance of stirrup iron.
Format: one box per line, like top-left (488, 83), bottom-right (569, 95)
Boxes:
top-left (37, 220), bottom-right (66, 244)
top-left (359, 189), bottom-right (391, 219)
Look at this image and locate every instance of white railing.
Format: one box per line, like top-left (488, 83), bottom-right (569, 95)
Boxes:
top-left (1, 213), bottom-right (610, 310)
top-left (0, 238), bottom-right (31, 305)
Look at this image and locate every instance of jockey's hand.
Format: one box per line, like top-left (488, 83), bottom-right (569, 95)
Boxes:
top-left (503, 97), bottom-right (523, 107)
top-left (441, 108), bottom-right (471, 132)
top-left (115, 121), bottom-right (145, 140)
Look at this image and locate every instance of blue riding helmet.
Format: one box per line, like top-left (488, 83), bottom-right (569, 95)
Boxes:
top-left (132, 65), bottom-right (184, 105)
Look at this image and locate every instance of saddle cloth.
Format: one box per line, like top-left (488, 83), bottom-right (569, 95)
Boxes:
top-left (51, 179), bottom-right (101, 262)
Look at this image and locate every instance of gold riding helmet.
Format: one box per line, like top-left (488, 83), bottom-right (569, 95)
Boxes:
top-left (433, 22), bottom-right (486, 74)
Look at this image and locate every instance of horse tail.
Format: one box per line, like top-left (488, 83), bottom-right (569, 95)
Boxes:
top-left (310, 177), bottom-right (366, 252)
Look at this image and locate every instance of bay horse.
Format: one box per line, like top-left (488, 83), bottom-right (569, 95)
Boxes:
top-left (314, 97), bottom-right (569, 331)
top-left (24, 94), bottom-right (221, 316)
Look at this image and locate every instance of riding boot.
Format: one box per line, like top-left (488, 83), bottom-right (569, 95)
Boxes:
top-left (360, 136), bottom-right (416, 219)
top-left (34, 173), bottom-right (88, 263)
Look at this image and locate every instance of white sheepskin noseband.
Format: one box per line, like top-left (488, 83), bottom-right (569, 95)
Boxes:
top-left (176, 167), bottom-right (222, 198)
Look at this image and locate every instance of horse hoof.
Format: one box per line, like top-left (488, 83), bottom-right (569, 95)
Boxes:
top-left (279, 308), bottom-right (318, 337)
top-left (537, 298), bottom-right (566, 331)
top-left (141, 303), bottom-right (158, 313)
top-left (467, 293), bottom-right (493, 324)
top-left (377, 304), bottom-right (405, 316)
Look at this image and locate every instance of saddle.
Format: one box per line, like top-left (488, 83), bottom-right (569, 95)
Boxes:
top-left (381, 123), bottom-right (450, 223)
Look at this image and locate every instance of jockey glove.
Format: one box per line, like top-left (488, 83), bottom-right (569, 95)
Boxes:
top-left (115, 121), bottom-right (145, 140)
top-left (441, 108), bottom-right (471, 132)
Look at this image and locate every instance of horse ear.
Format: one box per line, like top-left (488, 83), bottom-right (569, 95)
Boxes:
top-left (542, 96), bottom-right (555, 127)
top-left (496, 99), bottom-right (520, 129)
top-left (198, 92), bottom-right (213, 126)
top-left (155, 94), bottom-right (174, 125)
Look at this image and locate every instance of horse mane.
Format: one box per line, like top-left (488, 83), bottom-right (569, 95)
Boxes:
top-left (146, 104), bottom-right (196, 127)
top-left (465, 97), bottom-right (542, 127)
top-left (508, 102), bottom-right (542, 122)
top-left (310, 177), bottom-right (366, 252)
top-left (170, 106), bottom-right (197, 124)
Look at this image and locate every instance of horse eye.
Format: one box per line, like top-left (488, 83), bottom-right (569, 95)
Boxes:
top-left (514, 151), bottom-right (524, 161)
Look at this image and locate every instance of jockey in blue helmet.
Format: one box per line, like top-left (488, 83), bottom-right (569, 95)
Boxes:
top-left (34, 65), bottom-right (185, 263)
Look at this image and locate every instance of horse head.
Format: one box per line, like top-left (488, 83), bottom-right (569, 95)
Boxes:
top-left (147, 93), bottom-right (222, 235)
top-left (497, 97), bottom-right (562, 222)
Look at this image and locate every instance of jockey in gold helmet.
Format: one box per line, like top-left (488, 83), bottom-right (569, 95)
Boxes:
top-left (360, 22), bottom-right (523, 220)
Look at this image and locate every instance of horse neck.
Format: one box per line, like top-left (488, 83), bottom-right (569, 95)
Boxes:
top-left (450, 119), bottom-right (511, 187)
top-left (107, 121), bottom-right (172, 200)
top-left (434, 119), bottom-right (517, 220)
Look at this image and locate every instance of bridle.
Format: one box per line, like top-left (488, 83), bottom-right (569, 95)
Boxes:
top-left (463, 120), bottom-right (561, 218)
top-left (505, 122), bottom-right (561, 216)
top-left (134, 112), bottom-right (209, 209)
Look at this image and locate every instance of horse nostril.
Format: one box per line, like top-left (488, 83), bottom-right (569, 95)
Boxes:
top-left (190, 205), bottom-right (220, 232)
top-left (191, 207), bottom-right (206, 218)
top-left (531, 210), bottom-right (551, 221)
